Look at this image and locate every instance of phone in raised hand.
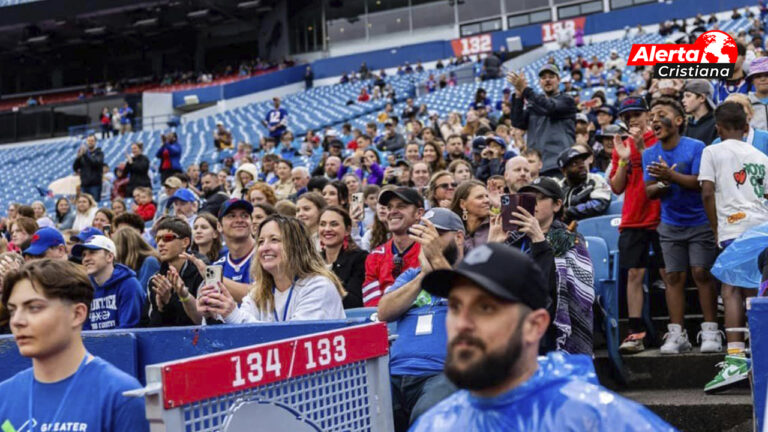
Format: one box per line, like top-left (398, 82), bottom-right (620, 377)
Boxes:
top-left (205, 265), bottom-right (223, 293)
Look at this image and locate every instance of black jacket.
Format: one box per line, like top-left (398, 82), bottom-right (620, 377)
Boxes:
top-left (201, 186), bottom-right (229, 216)
top-left (148, 260), bottom-right (204, 327)
top-left (560, 174), bottom-right (612, 223)
top-left (126, 154), bottom-right (151, 196)
top-left (511, 88), bottom-right (576, 173)
top-left (325, 248), bottom-right (368, 309)
top-left (685, 111), bottom-right (717, 146)
top-left (475, 157), bottom-right (504, 183)
top-left (73, 147), bottom-right (105, 187)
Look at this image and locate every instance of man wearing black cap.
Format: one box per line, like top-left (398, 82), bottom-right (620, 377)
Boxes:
top-left (377, 208), bottom-right (464, 432)
top-left (556, 147), bottom-right (611, 223)
top-left (410, 244), bottom-right (675, 432)
top-left (508, 65), bottom-right (577, 177)
top-left (379, 120), bottom-right (406, 152)
top-left (362, 187), bottom-right (424, 306)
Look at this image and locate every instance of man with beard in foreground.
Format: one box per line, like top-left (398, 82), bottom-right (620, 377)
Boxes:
top-left (410, 243), bottom-right (677, 431)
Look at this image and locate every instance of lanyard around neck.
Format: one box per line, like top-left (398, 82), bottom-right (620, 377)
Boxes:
top-left (272, 278), bottom-right (297, 322)
top-left (29, 353), bottom-right (90, 431)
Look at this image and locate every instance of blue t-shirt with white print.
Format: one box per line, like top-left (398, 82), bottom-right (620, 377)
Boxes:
top-left (0, 356), bottom-right (149, 432)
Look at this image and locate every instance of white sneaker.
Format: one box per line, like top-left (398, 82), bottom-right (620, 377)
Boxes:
top-left (660, 324), bottom-right (693, 354)
top-left (698, 322), bottom-right (724, 353)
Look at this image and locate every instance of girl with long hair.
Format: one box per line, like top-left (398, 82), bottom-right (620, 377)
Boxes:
top-left (54, 197), bottom-right (75, 230)
top-left (422, 141), bottom-right (446, 172)
top-left (72, 193), bottom-right (98, 231)
top-left (322, 180), bottom-right (349, 210)
top-left (190, 212), bottom-right (224, 264)
top-left (450, 180), bottom-right (491, 254)
top-left (113, 226), bottom-right (161, 295)
top-left (319, 207), bottom-right (367, 308)
top-left (197, 215), bottom-right (346, 322)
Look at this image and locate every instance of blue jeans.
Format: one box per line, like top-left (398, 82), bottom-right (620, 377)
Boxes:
top-left (81, 185), bottom-right (101, 203)
top-left (390, 373), bottom-right (456, 432)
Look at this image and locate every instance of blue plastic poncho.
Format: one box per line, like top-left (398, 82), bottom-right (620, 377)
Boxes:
top-left (711, 221), bottom-right (768, 291)
top-left (409, 352), bottom-right (677, 432)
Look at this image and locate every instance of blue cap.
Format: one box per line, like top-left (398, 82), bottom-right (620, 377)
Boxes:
top-left (166, 188), bottom-right (198, 208)
top-left (71, 226), bottom-right (104, 243)
top-left (218, 198), bottom-right (253, 220)
top-left (23, 227), bottom-right (65, 256)
top-left (486, 136), bottom-right (506, 149)
top-left (617, 97), bottom-right (648, 116)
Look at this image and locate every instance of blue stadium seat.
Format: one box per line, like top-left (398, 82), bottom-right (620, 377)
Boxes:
top-left (585, 236), bottom-right (625, 383)
top-left (607, 199), bottom-right (624, 215)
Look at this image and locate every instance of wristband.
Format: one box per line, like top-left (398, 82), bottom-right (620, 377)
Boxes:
top-left (618, 159), bottom-right (629, 167)
top-left (179, 292), bottom-right (191, 303)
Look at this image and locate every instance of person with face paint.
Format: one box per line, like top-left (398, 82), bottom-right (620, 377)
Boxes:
top-left (642, 97), bottom-right (720, 355)
top-left (410, 244), bottom-right (676, 432)
top-left (377, 208), bottom-right (465, 432)
top-left (556, 147), bottom-right (612, 223)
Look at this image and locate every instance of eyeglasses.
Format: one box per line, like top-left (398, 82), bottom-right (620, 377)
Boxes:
top-left (436, 182), bottom-right (458, 190)
top-left (392, 255), bottom-right (404, 279)
top-left (155, 233), bottom-right (180, 243)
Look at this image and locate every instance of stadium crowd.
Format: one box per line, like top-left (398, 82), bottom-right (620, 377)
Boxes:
top-left (2, 8), bottom-right (768, 431)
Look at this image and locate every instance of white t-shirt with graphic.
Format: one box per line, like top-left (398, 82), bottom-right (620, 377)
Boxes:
top-left (699, 138), bottom-right (768, 243)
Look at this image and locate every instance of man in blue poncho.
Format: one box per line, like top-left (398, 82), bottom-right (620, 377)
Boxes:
top-left (410, 243), bottom-right (677, 432)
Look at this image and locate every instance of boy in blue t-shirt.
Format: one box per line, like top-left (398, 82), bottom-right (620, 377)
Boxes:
top-left (0, 259), bottom-right (149, 432)
top-left (642, 97), bottom-right (720, 355)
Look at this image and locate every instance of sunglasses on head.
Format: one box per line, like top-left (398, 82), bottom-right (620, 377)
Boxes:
top-left (155, 233), bottom-right (180, 243)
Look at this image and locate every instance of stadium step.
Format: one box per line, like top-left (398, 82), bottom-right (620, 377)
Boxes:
top-left (594, 348), bottom-right (732, 390)
top-left (618, 388), bottom-right (753, 432)
top-left (594, 349), bottom-right (754, 432)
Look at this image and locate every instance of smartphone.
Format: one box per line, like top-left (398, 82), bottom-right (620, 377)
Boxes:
top-left (351, 192), bottom-right (364, 216)
top-left (205, 265), bottom-right (223, 292)
top-left (500, 193), bottom-right (537, 232)
top-left (583, 99), bottom-right (598, 108)
top-left (103, 225), bottom-right (112, 237)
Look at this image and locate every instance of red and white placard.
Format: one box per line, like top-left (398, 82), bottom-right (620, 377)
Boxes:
top-left (450, 33), bottom-right (492, 57)
top-left (160, 322), bottom-right (389, 408)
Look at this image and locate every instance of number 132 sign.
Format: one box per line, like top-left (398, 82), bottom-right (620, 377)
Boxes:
top-left (541, 17), bottom-right (586, 43)
top-left (160, 323), bottom-right (389, 408)
top-left (451, 34), bottom-right (492, 57)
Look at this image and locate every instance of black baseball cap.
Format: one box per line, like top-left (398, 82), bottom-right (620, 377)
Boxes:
top-left (379, 187), bottom-right (423, 207)
top-left (393, 159), bottom-right (411, 168)
top-left (422, 243), bottom-right (549, 310)
top-left (557, 147), bottom-right (590, 170)
top-left (518, 177), bottom-right (563, 200)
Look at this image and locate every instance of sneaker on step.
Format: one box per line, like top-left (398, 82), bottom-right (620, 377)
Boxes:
top-left (697, 323), bottom-right (724, 353)
top-left (660, 324), bottom-right (692, 354)
top-left (704, 355), bottom-right (750, 393)
top-left (619, 332), bottom-right (646, 354)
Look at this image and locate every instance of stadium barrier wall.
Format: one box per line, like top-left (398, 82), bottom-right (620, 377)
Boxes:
top-left (748, 297), bottom-right (768, 431)
top-left (129, 322), bottom-right (393, 432)
top-left (0, 320), bottom-right (364, 384)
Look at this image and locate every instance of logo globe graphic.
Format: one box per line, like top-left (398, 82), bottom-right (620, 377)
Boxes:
top-left (696, 31), bottom-right (738, 64)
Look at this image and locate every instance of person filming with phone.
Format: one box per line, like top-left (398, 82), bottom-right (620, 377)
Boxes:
top-left (509, 64), bottom-right (577, 178)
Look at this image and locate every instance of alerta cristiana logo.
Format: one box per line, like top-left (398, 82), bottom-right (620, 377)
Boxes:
top-left (627, 30), bottom-right (737, 79)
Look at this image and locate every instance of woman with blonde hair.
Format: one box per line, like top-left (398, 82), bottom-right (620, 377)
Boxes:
top-left (440, 112), bottom-right (464, 140)
top-left (426, 170), bottom-right (456, 209)
top-left (113, 226), bottom-right (161, 294)
top-left (197, 215), bottom-right (346, 322)
top-left (72, 193), bottom-right (98, 231)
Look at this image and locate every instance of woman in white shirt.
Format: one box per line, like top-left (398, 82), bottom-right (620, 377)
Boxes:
top-left (71, 193), bottom-right (98, 232)
top-left (198, 215), bottom-right (346, 323)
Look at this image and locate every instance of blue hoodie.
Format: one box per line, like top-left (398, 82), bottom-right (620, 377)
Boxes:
top-left (410, 352), bottom-right (677, 432)
top-left (84, 264), bottom-right (146, 330)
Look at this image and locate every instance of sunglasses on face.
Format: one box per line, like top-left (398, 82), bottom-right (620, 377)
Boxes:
top-left (392, 256), bottom-right (403, 278)
top-left (436, 182), bottom-right (458, 190)
top-left (155, 233), bottom-right (180, 243)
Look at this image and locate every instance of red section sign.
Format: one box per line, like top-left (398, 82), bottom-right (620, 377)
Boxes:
top-left (541, 17), bottom-right (586, 43)
top-left (450, 33), bottom-right (492, 57)
top-left (160, 322), bottom-right (389, 408)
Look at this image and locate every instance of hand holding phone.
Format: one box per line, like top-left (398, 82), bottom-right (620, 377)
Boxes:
top-left (501, 193), bottom-right (537, 232)
top-left (205, 265), bottom-right (223, 293)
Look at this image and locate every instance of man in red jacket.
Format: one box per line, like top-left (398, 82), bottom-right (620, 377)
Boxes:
top-left (609, 97), bottom-right (668, 354)
top-left (362, 187), bottom-right (423, 306)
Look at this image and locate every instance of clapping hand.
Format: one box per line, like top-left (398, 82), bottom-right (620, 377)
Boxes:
top-left (613, 134), bottom-right (631, 161)
top-left (151, 275), bottom-right (173, 311)
top-left (647, 156), bottom-right (677, 183)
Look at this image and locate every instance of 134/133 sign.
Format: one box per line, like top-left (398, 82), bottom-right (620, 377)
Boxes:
top-left (450, 34), bottom-right (492, 57)
top-left (160, 323), bottom-right (389, 408)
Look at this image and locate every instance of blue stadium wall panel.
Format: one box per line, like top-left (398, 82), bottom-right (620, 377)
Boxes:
top-left (0, 320), bottom-right (360, 384)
